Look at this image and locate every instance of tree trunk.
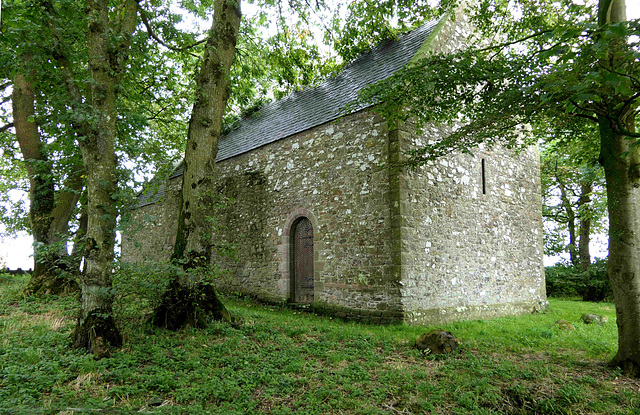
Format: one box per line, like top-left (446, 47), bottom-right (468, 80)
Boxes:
top-left (12, 68), bottom-right (79, 295)
top-left (599, 116), bottom-right (640, 375)
top-left (596, 0), bottom-right (640, 376)
top-left (71, 0), bottom-right (136, 354)
top-left (578, 182), bottom-right (592, 271)
top-left (557, 179), bottom-right (579, 266)
top-left (70, 198), bottom-right (88, 272)
top-left (152, 0), bottom-right (242, 330)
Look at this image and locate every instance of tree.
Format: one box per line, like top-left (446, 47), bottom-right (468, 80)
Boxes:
top-left (11, 65), bottom-right (83, 294)
top-left (146, 0), bottom-right (448, 330)
top-left (1, 4), bottom-right (88, 295)
top-left (68, 0), bottom-right (138, 353)
top-left (593, 0), bottom-right (640, 375)
top-left (540, 122), bottom-right (607, 271)
top-left (3, 0), bottom-right (139, 353)
top-left (1, 0), bottom-right (182, 297)
top-left (148, 0), bottom-right (409, 329)
top-left (2, 0), bottom-right (207, 352)
top-left (152, 0), bottom-right (242, 330)
top-left (355, 0), bottom-right (640, 374)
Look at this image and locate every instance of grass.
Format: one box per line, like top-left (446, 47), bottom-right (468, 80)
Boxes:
top-left (1, 272), bottom-right (638, 414)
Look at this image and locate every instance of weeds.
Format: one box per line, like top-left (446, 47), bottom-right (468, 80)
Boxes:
top-left (0, 273), bottom-right (637, 414)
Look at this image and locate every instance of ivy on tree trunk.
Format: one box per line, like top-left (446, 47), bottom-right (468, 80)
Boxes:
top-left (152, 0), bottom-right (242, 330)
top-left (12, 67), bottom-right (80, 296)
top-left (71, 0), bottom-right (137, 355)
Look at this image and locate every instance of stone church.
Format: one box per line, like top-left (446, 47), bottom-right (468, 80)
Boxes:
top-left (123, 11), bottom-right (547, 325)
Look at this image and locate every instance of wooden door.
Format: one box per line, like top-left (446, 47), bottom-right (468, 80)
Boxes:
top-left (292, 217), bottom-right (314, 303)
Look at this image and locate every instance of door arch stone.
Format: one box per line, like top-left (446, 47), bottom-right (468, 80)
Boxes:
top-left (280, 208), bottom-right (320, 303)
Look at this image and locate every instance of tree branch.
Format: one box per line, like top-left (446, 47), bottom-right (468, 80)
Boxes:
top-left (478, 29), bottom-right (554, 54)
top-left (572, 112), bottom-right (599, 122)
top-left (596, 60), bottom-right (640, 87)
top-left (42, 0), bottom-right (85, 108)
top-left (118, 0), bottom-right (138, 56)
top-left (148, 101), bottom-right (173, 121)
top-left (0, 122), bottom-right (14, 133)
top-left (136, 1), bottom-right (205, 57)
top-left (568, 99), bottom-right (600, 122)
top-left (300, 0), bottom-right (337, 46)
top-left (614, 117), bottom-right (640, 138)
top-left (614, 90), bottom-right (640, 128)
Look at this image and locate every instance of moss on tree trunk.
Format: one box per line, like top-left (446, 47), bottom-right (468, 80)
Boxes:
top-left (152, 0), bottom-right (242, 330)
top-left (72, 0), bottom-right (137, 353)
top-left (26, 257), bottom-right (78, 295)
top-left (12, 68), bottom-right (81, 296)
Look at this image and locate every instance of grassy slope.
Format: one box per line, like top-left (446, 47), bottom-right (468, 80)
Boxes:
top-left (1, 273), bottom-right (638, 414)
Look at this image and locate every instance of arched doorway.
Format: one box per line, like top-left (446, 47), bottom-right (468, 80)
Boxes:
top-left (291, 217), bottom-right (314, 303)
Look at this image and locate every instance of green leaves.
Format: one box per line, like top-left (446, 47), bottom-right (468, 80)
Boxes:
top-left (331, 0), bottom-right (450, 62)
top-left (538, 119), bottom-right (607, 259)
top-left (355, 0), bottom-right (639, 163)
top-left (607, 21), bottom-right (627, 37)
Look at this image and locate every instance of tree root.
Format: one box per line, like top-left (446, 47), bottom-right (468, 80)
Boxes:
top-left (71, 310), bottom-right (122, 357)
top-left (610, 356), bottom-right (640, 378)
top-left (151, 278), bottom-right (239, 330)
top-left (24, 273), bottom-right (79, 296)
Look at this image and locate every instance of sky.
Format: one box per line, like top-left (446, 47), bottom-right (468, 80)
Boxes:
top-left (1, 3), bottom-right (639, 270)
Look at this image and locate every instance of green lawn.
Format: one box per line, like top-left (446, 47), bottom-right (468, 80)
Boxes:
top-left (1, 273), bottom-right (638, 414)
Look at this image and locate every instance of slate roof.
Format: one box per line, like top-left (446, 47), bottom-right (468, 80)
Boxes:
top-left (137, 20), bottom-right (438, 207)
top-left (216, 20), bottom-right (438, 162)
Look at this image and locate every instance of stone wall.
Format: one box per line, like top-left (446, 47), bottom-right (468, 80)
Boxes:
top-left (123, 110), bottom-right (405, 315)
top-left (397, 124), bottom-right (547, 325)
top-left (122, 115), bottom-right (546, 325)
top-left (122, 179), bottom-right (181, 263)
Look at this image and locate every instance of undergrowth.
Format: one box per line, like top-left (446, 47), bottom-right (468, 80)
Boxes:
top-left (545, 260), bottom-right (613, 302)
top-left (0, 272), bottom-right (637, 414)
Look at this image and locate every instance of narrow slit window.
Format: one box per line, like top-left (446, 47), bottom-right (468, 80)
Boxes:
top-left (481, 158), bottom-right (487, 195)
